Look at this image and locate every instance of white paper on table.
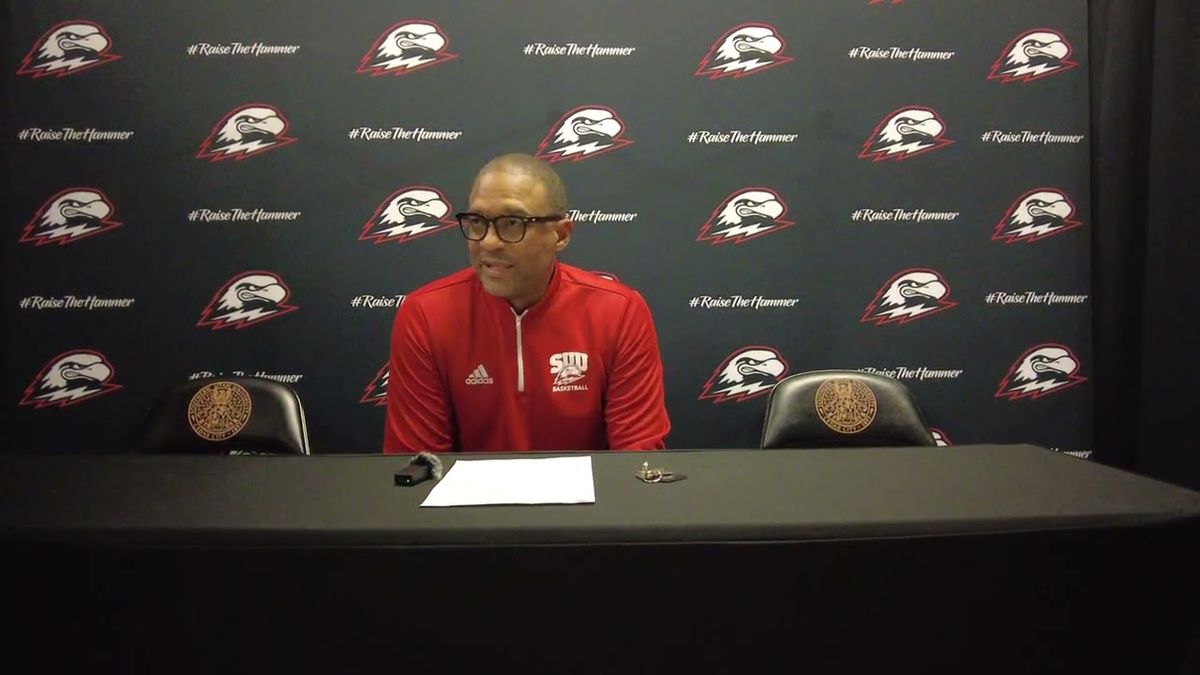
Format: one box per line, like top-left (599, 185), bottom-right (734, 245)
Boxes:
top-left (420, 455), bottom-right (596, 507)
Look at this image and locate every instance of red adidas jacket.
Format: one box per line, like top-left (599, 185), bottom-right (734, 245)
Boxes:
top-left (383, 262), bottom-right (670, 453)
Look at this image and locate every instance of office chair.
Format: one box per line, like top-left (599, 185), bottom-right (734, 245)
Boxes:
top-left (131, 376), bottom-right (311, 455)
top-left (760, 369), bottom-right (936, 449)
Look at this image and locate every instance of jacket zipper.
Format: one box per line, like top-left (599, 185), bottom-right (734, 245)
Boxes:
top-left (513, 309), bottom-right (525, 393)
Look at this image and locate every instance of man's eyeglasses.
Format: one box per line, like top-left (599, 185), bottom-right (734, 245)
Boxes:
top-left (456, 212), bottom-right (563, 243)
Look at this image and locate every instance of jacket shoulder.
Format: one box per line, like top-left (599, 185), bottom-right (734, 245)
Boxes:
top-left (405, 268), bottom-right (475, 304)
top-left (560, 264), bottom-right (641, 303)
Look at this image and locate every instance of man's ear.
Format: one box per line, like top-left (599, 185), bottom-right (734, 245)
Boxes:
top-left (554, 219), bottom-right (573, 251)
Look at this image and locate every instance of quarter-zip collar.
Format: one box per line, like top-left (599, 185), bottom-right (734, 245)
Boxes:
top-left (475, 260), bottom-right (563, 321)
top-left (474, 261), bottom-right (563, 394)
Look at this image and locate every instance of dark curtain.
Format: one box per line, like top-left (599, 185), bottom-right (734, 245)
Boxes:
top-left (1091, 3), bottom-right (1199, 670)
top-left (1091, 0), bottom-right (1200, 492)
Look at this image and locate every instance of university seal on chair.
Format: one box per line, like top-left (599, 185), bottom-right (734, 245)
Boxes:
top-left (187, 381), bottom-right (253, 441)
top-left (814, 378), bottom-right (877, 434)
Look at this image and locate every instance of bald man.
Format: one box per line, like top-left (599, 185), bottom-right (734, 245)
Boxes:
top-left (383, 154), bottom-right (671, 453)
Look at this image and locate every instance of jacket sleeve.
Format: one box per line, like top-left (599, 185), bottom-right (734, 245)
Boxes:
top-left (383, 297), bottom-right (455, 454)
top-left (604, 292), bottom-right (671, 450)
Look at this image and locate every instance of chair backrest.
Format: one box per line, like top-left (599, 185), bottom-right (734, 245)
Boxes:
top-left (760, 370), bottom-right (936, 449)
top-left (131, 377), bottom-right (310, 455)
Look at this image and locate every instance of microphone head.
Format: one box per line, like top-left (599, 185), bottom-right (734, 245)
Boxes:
top-left (413, 451), bottom-right (443, 480)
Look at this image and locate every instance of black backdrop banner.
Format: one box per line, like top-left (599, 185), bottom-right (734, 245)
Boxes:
top-left (2, 1), bottom-right (1091, 454)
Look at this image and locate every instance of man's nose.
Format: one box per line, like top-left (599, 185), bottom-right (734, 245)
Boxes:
top-left (479, 223), bottom-right (507, 249)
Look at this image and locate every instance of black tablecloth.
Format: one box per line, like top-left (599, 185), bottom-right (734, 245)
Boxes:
top-left (3, 445), bottom-right (1197, 673)
top-left (2, 444), bottom-right (1197, 545)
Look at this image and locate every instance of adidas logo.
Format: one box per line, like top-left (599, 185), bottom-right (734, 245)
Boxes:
top-left (465, 364), bottom-right (494, 385)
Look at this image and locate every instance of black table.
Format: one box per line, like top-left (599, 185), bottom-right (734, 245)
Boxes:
top-left (3, 445), bottom-right (1198, 673)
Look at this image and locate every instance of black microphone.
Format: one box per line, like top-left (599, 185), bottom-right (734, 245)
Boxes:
top-left (394, 451), bottom-right (444, 486)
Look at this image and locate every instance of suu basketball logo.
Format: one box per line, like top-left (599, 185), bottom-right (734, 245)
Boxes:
top-left (361, 364), bottom-right (389, 406)
top-left (993, 189), bottom-right (1082, 244)
top-left (697, 188), bottom-right (794, 245)
top-left (17, 21), bottom-right (120, 78)
top-left (699, 346), bottom-right (788, 403)
top-left (361, 186), bottom-right (455, 244)
top-left (995, 344), bottom-right (1087, 400)
top-left (21, 188), bottom-right (121, 246)
top-left (358, 20), bottom-right (458, 76)
top-left (19, 349), bottom-right (122, 408)
top-left (535, 106), bottom-right (633, 163)
top-left (988, 29), bottom-right (1078, 84)
top-left (197, 271), bottom-right (299, 330)
top-left (859, 107), bottom-right (953, 161)
top-left (197, 104), bottom-right (297, 162)
top-left (861, 268), bottom-right (957, 326)
top-left (695, 23), bottom-right (793, 80)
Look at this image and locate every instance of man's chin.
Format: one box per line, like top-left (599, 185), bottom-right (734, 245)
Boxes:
top-left (477, 274), bottom-right (513, 300)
